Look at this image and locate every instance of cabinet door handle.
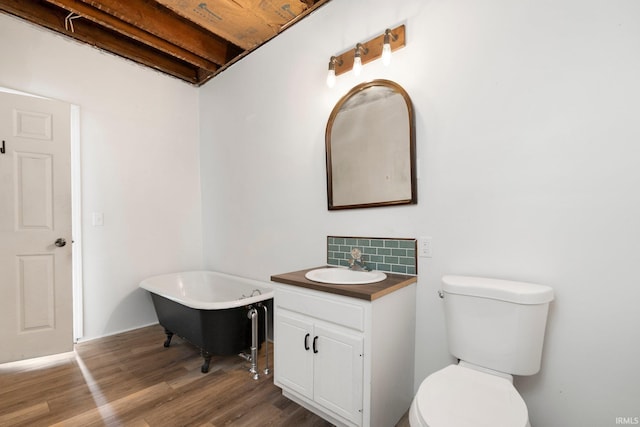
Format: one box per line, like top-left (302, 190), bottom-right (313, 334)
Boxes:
top-left (304, 333), bottom-right (310, 351)
top-left (313, 336), bottom-right (318, 354)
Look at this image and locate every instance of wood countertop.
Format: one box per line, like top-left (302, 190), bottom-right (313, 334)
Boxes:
top-left (270, 266), bottom-right (417, 301)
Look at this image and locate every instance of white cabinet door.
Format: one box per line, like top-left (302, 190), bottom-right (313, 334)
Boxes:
top-left (275, 311), bottom-right (314, 400)
top-left (314, 324), bottom-right (364, 425)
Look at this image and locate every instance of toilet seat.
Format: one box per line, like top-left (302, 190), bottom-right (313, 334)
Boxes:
top-left (410, 364), bottom-right (529, 427)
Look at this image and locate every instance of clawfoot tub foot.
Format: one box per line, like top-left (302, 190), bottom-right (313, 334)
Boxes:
top-left (163, 328), bottom-right (174, 348)
top-left (201, 351), bottom-right (212, 373)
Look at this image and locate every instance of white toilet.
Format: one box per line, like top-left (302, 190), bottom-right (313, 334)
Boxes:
top-left (409, 275), bottom-right (554, 427)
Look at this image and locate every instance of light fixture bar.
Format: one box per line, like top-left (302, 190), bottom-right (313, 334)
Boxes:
top-left (331, 24), bottom-right (406, 77)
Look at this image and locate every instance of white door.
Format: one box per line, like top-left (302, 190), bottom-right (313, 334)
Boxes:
top-left (0, 91), bottom-right (73, 364)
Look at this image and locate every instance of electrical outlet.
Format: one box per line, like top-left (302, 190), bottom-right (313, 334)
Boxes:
top-left (419, 236), bottom-right (433, 258)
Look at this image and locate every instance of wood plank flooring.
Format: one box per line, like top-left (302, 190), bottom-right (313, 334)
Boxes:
top-left (0, 325), bottom-right (410, 427)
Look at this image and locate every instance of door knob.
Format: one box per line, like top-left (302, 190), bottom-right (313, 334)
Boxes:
top-left (55, 238), bottom-right (66, 247)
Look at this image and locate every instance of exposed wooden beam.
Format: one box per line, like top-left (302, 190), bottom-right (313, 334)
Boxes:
top-left (0, 0), bottom-right (201, 84)
top-left (43, 0), bottom-right (220, 73)
top-left (197, 0), bottom-right (334, 86)
top-left (1, 0), bottom-right (332, 85)
top-left (155, 0), bottom-right (312, 51)
top-left (76, 0), bottom-right (242, 66)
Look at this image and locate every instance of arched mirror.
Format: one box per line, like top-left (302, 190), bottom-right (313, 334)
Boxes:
top-left (325, 79), bottom-right (416, 210)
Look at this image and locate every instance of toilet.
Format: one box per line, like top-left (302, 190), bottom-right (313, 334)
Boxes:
top-left (409, 275), bottom-right (554, 427)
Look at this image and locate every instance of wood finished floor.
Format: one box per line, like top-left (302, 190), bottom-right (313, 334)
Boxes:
top-left (0, 324), bottom-right (410, 427)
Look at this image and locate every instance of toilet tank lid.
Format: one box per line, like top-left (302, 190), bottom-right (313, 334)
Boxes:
top-left (442, 275), bottom-right (554, 304)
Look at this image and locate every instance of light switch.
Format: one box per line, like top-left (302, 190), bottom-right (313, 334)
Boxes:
top-left (92, 212), bottom-right (104, 227)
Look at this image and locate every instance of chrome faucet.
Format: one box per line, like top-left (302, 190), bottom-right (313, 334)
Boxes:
top-left (348, 248), bottom-right (370, 271)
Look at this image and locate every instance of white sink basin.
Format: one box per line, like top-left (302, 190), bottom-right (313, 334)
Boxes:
top-left (305, 268), bottom-right (387, 285)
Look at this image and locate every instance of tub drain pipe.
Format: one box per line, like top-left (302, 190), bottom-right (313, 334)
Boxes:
top-left (248, 307), bottom-right (259, 380)
top-left (262, 303), bottom-right (270, 375)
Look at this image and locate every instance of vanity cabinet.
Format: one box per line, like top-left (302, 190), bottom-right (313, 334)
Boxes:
top-left (276, 309), bottom-right (364, 424)
top-left (271, 270), bottom-right (416, 427)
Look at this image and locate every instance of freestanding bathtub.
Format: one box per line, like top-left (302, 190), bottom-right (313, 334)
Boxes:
top-left (139, 271), bottom-right (274, 373)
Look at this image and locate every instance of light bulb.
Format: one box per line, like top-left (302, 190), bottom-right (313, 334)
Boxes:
top-left (326, 68), bottom-right (336, 88)
top-left (382, 42), bottom-right (392, 66)
top-left (382, 29), bottom-right (394, 66)
top-left (353, 44), bottom-right (365, 76)
top-left (353, 55), bottom-right (362, 76)
top-left (326, 56), bottom-right (339, 88)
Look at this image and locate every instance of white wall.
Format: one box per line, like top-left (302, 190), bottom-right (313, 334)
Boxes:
top-left (200, 0), bottom-right (640, 425)
top-left (0, 14), bottom-right (203, 340)
top-left (3, 1), bottom-right (639, 423)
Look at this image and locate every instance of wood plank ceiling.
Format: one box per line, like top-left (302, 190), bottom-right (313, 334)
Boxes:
top-left (0, 0), bottom-right (330, 85)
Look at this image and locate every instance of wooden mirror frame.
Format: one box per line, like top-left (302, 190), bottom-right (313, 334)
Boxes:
top-left (325, 79), bottom-right (417, 210)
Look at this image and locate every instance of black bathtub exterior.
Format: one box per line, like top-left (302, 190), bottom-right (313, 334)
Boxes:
top-left (150, 293), bottom-right (272, 372)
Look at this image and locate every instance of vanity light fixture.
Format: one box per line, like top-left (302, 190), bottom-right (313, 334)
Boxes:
top-left (326, 24), bottom-right (406, 87)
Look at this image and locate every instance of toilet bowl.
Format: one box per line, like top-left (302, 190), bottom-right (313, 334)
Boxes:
top-left (409, 364), bottom-right (530, 427)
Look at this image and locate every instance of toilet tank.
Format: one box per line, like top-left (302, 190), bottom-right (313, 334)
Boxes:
top-left (442, 275), bottom-right (554, 376)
